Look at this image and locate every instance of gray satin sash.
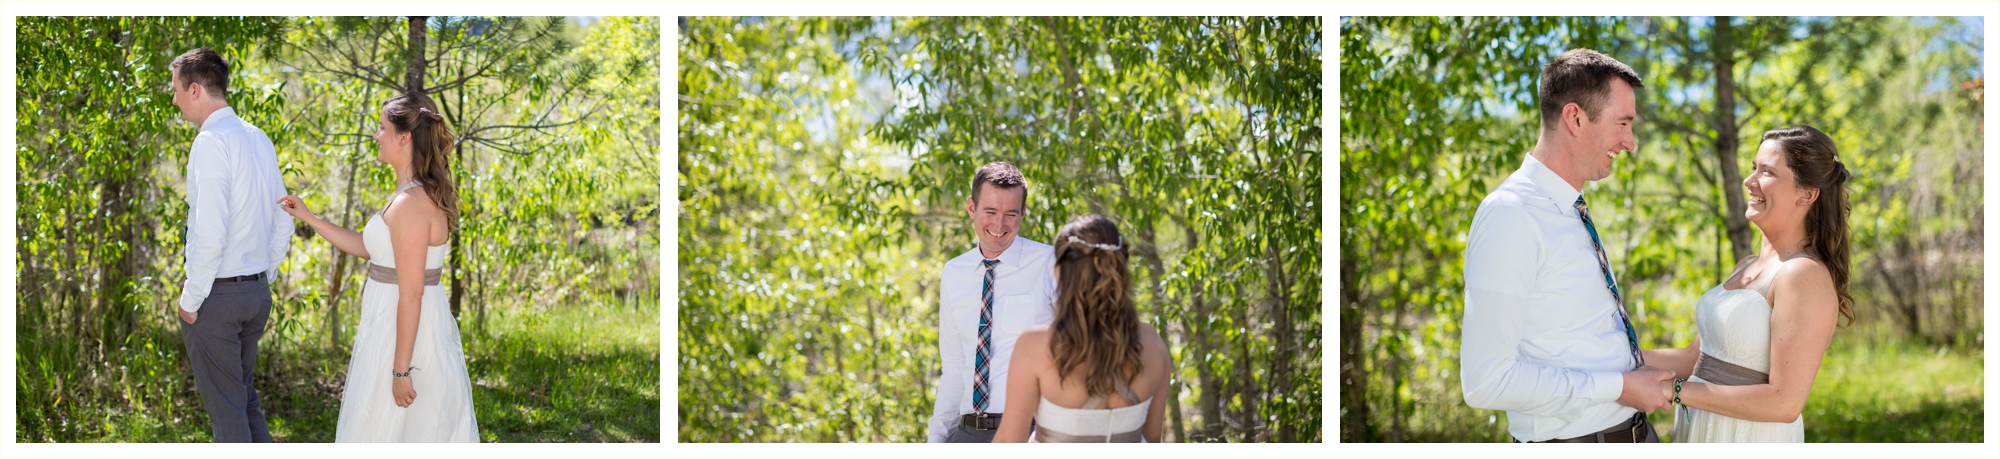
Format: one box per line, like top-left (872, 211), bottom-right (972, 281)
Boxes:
top-left (368, 264), bottom-right (443, 286)
top-left (1692, 352), bottom-right (1769, 386)
top-left (1033, 426), bottom-right (1142, 443)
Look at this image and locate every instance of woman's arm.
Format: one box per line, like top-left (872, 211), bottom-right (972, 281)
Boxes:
top-left (384, 190), bottom-right (438, 407)
top-left (1679, 258), bottom-right (1839, 423)
top-left (1141, 324), bottom-right (1170, 443)
top-left (1642, 336), bottom-right (1702, 379)
top-left (993, 326), bottom-right (1051, 443)
top-left (277, 195), bottom-right (369, 259)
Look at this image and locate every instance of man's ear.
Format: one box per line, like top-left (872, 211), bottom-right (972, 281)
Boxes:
top-left (965, 196), bottom-right (977, 215)
top-left (1562, 102), bottom-right (1586, 136)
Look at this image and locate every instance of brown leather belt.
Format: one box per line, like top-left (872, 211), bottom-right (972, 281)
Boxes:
top-left (1527, 412), bottom-right (1651, 443)
top-left (959, 413), bottom-right (1003, 431)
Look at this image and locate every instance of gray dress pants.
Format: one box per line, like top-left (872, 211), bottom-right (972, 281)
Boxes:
top-left (178, 279), bottom-right (274, 443)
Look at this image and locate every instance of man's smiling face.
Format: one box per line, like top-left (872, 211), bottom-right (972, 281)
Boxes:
top-left (965, 183), bottom-right (1025, 258)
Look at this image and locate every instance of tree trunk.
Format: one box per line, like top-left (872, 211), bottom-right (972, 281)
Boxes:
top-left (326, 142), bottom-right (368, 350)
top-left (1262, 219), bottom-right (1295, 442)
top-left (1712, 16), bottom-right (1754, 261)
top-left (451, 142), bottom-right (469, 321)
top-left (405, 16), bottom-right (428, 93)
top-left (1338, 254), bottom-right (1370, 442)
top-left (1182, 222), bottom-right (1224, 440)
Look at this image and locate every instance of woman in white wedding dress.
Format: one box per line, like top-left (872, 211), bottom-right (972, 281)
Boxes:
top-left (278, 92), bottom-right (479, 442)
top-left (1642, 126), bottom-right (1853, 443)
top-left (994, 214), bottom-right (1171, 443)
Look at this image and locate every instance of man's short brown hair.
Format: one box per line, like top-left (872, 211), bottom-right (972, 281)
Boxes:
top-left (170, 48), bottom-right (229, 98)
top-left (970, 161), bottom-right (1028, 207)
top-left (1538, 48), bottom-right (1643, 130)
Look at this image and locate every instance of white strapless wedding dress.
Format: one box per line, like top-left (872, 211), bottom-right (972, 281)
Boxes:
top-left (1673, 256), bottom-right (1804, 442)
top-left (334, 200), bottom-right (479, 442)
top-left (1030, 380), bottom-right (1150, 443)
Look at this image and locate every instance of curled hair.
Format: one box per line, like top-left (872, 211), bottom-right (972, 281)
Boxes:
top-left (1049, 214), bottom-right (1142, 399)
top-left (383, 92), bottom-right (461, 231)
top-left (1763, 125), bottom-right (1854, 325)
top-left (1538, 48), bottom-right (1644, 130)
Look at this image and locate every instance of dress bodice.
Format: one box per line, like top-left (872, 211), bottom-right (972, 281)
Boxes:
top-left (1032, 397), bottom-right (1151, 443)
top-left (361, 214), bottom-right (448, 270)
top-left (1694, 255), bottom-right (1796, 374)
top-left (1030, 378), bottom-right (1151, 443)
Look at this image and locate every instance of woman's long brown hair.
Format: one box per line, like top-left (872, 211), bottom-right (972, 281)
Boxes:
top-left (1049, 214), bottom-right (1143, 398)
top-left (1764, 125), bottom-right (1854, 325)
top-left (383, 91), bottom-right (461, 231)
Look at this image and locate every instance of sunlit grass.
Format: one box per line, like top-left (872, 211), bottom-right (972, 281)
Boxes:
top-left (1360, 336), bottom-right (1983, 443)
top-left (15, 298), bottom-right (659, 442)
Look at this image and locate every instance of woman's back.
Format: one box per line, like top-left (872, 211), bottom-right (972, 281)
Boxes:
top-left (993, 213), bottom-right (1171, 443)
top-left (1010, 322), bottom-right (1171, 442)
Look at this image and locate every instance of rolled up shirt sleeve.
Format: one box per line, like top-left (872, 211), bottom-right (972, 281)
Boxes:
top-left (178, 135), bottom-right (231, 312)
top-left (1459, 204), bottom-right (1623, 421)
top-left (264, 181), bottom-right (291, 282)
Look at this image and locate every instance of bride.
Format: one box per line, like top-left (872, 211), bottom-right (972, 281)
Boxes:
top-left (279, 92), bottom-right (480, 442)
top-left (994, 214), bottom-right (1171, 443)
top-left (1642, 125), bottom-right (1853, 442)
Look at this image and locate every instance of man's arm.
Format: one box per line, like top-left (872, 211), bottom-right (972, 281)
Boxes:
top-left (1458, 205), bottom-right (1627, 419)
top-left (178, 135), bottom-right (231, 313)
top-left (265, 175), bottom-right (291, 282)
top-left (926, 270), bottom-right (966, 442)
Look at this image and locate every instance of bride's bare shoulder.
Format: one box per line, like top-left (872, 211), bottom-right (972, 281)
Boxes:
top-left (1137, 323), bottom-right (1170, 364)
top-left (1772, 255), bottom-right (1836, 305)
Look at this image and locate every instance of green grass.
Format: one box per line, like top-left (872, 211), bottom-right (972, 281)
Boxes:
top-left (1358, 336), bottom-right (1983, 442)
top-left (466, 298), bottom-right (660, 442)
top-left (1798, 338), bottom-right (1983, 442)
top-left (15, 298), bottom-right (659, 442)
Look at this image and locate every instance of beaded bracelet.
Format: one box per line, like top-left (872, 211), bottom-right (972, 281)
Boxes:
top-left (1672, 378), bottom-right (1685, 405)
top-left (393, 367), bottom-right (419, 378)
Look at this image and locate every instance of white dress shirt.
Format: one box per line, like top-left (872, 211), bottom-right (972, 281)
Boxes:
top-left (1459, 154), bottom-right (1637, 442)
top-left (927, 235), bottom-right (1056, 442)
top-left (178, 107), bottom-right (291, 312)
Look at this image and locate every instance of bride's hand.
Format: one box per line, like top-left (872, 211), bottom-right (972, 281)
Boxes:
top-left (393, 373), bottom-right (418, 407)
top-left (277, 195), bottom-right (316, 221)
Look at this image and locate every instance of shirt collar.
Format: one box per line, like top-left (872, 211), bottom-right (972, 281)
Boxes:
top-left (977, 234), bottom-right (1025, 268)
top-left (200, 106), bottom-right (238, 132)
top-left (1523, 153), bottom-right (1583, 207)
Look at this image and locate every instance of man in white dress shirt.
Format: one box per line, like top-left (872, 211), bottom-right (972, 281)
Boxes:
top-left (928, 162), bottom-right (1057, 443)
top-left (166, 48), bottom-right (292, 443)
top-left (1459, 48), bottom-right (1678, 443)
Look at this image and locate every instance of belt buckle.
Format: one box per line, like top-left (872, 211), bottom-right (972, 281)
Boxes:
top-left (966, 412), bottom-right (1000, 431)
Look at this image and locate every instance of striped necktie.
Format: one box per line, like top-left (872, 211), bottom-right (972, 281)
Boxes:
top-left (1574, 195), bottom-right (1645, 369)
top-left (973, 258), bottom-right (1000, 413)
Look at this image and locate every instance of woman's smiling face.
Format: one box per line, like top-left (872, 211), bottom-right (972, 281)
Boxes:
top-left (1743, 139), bottom-right (1814, 228)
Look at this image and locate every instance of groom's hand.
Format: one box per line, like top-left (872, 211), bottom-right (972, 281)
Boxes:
top-left (1616, 368), bottom-right (1675, 413)
top-left (175, 304), bottom-right (197, 325)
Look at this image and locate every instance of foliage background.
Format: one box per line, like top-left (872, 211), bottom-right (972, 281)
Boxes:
top-left (679, 16), bottom-right (1322, 442)
top-left (14, 16), bottom-right (660, 442)
top-left (1338, 16), bottom-right (1984, 442)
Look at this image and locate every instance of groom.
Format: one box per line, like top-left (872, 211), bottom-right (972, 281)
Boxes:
top-left (927, 162), bottom-right (1057, 443)
top-left (167, 48), bottom-right (292, 443)
top-left (1459, 48), bottom-right (1676, 443)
